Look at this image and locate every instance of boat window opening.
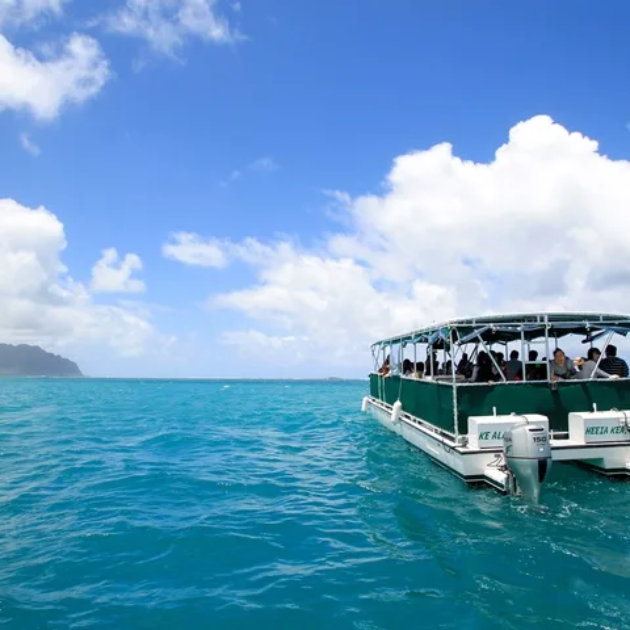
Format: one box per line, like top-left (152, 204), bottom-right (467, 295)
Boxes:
top-left (590, 331), bottom-right (613, 380)
top-left (476, 334), bottom-right (507, 383)
top-left (371, 314), bottom-right (630, 386)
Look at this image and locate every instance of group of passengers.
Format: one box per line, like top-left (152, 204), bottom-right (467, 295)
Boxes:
top-left (378, 344), bottom-right (629, 383)
top-left (548, 345), bottom-right (629, 380)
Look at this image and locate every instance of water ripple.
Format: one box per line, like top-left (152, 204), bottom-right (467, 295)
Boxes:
top-left (0, 379), bottom-right (629, 629)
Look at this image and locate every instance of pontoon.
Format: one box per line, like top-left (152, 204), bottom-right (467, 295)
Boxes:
top-left (362, 313), bottom-right (630, 501)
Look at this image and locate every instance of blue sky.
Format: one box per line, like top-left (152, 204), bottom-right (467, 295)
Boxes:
top-left (1, 0), bottom-right (630, 377)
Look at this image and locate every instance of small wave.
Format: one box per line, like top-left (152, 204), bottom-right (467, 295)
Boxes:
top-left (0, 378), bottom-right (629, 628)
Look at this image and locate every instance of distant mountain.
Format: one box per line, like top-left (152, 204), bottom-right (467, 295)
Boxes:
top-left (0, 344), bottom-right (82, 377)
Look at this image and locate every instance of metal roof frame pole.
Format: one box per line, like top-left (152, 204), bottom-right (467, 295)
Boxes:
top-left (371, 346), bottom-right (379, 399)
top-left (443, 339), bottom-right (447, 377)
top-left (590, 330), bottom-right (614, 380)
top-left (450, 328), bottom-right (459, 438)
top-left (371, 345), bottom-right (378, 373)
top-left (476, 334), bottom-right (507, 382)
top-left (382, 344), bottom-right (389, 399)
top-left (470, 344), bottom-right (479, 365)
top-left (413, 339), bottom-right (418, 374)
top-left (382, 342), bottom-right (392, 399)
top-left (392, 342), bottom-right (396, 375)
top-left (377, 345), bottom-right (383, 400)
top-left (544, 315), bottom-right (551, 382)
top-left (452, 341), bottom-right (461, 367)
top-left (375, 345), bottom-right (380, 398)
top-left (520, 325), bottom-right (527, 382)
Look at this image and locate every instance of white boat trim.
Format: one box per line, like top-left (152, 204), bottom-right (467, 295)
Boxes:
top-left (366, 396), bottom-right (630, 492)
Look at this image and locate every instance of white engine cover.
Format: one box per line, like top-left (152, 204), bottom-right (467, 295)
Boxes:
top-left (468, 414), bottom-right (550, 450)
top-left (568, 411), bottom-right (630, 443)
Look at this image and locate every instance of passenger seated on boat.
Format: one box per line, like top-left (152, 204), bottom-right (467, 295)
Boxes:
top-left (506, 350), bottom-right (523, 381)
top-left (456, 353), bottom-right (472, 378)
top-left (402, 359), bottom-right (414, 377)
top-left (599, 344), bottom-right (629, 378)
top-left (425, 353), bottom-right (439, 378)
top-left (574, 348), bottom-right (616, 379)
top-left (379, 355), bottom-right (390, 376)
top-left (550, 348), bottom-right (577, 380)
top-left (414, 362), bottom-right (425, 379)
top-left (526, 350), bottom-right (537, 380)
top-left (443, 360), bottom-right (453, 376)
top-left (526, 350), bottom-right (546, 381)
top-left (489, 351), bottom-right (505, 380)
top-left (470, 351), bottom-right (495, 384)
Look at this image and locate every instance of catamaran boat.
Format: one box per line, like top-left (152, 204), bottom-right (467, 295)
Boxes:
top-left (362, 313), bottom-right (630, 501)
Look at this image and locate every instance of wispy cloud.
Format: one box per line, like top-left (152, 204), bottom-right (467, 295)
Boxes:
top-left (104, 0), bottom-right (243, 57)
top-left (249, 156), bottom-right (279, 172)
top-left (0, 0), bottom-right (65, 28)
top-left (19, 132), bottom-right (41, 156)
top-left (220, 156), bottom-right (280, 187)
top-left (219, 169), bottom-right (241, 187)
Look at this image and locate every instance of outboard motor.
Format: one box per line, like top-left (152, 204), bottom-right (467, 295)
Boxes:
top-left (503, 420), bottom-right (552, 502)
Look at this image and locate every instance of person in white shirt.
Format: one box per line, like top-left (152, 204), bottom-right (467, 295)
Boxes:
top-left (574, 348), bottom-right (617, 379)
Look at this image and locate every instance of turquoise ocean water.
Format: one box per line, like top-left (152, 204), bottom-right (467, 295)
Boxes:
top-left (1, 378), bottom-right (630, 629)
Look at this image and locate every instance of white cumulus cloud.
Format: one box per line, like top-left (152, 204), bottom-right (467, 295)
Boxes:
top-left (213, 246), bottom-right (455, 364)
top-left (162, 232), bottom-right (229, 268)
top-left (0, 198), bottom-right (169, 359)
top-left (0, 32), bottom-right (110, 121)
top-left (165, 115), bottom-right (630, 369)
top-left (106, 0), bottom-right (240, 56)
top-left (91, 247), bottom-right (147, 294)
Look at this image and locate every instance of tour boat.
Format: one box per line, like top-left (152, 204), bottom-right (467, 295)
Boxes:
top-left (362, 313), bottom-right (630, 501)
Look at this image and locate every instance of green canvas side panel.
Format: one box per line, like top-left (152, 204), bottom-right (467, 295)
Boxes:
top-left (370, 374), bottom-right (630, 434)
top-left (383, 375), bottom-right (401, 406)
top-left (456, 380), bottom-right (630, 432)
top-left (369, 373), bottom-right (380, 398)
top-left (401, 378), bottom-right (456, 434)
top-left (369, 373), bottom-right (399, 405)
top-left (369, 374), bottom-right (456, 434)
top-left (457, 383), bottom-right (560, 430)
